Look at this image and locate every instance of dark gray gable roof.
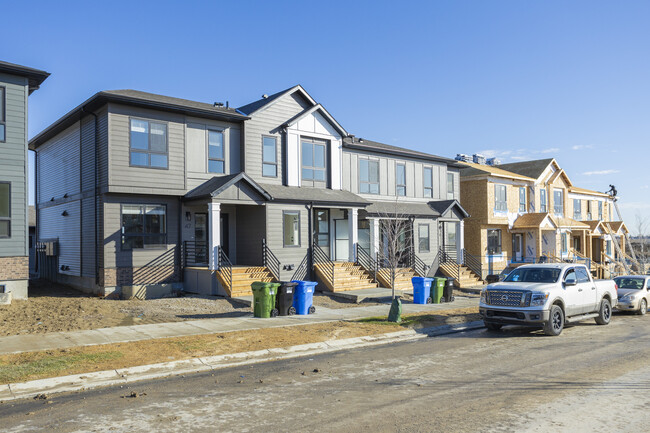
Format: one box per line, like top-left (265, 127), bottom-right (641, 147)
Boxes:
top-left (237, 85), bottom-right (302, 115)
top-left (459, 165), bottom-right (490, 177)
top-left (495, 158), bottom-right (554, 180)
top-left (429, 199), bottom-right (470, 218)
top-left (257, 183), bottom-right (369, 206)
top-left (343, 137), bottom-right (464, 167)
top-left (362, 201), bottom-right (441, 218)
top-left (0, 60), bottom-right (49, 94)
top-left (184, 173), bottom-right (271, 200)
top-left (30, 89), bottom-right (249, 149)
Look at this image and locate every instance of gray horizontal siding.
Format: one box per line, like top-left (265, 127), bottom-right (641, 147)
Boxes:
top-left (414, 218), bottom-right (440, 268)
top-left (0, 73), bottom-right (28, 257)
top-left (39, 201), bottom-right (81, 276)
top-left (244, 93), bottom-right (311, 185)
top-left (266, 203), bottom-right (309, 281)
top-left (37, 122), bottom-right (81, 203)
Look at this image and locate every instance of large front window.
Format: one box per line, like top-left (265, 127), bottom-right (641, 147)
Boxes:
top-left (283, 211), bottom-right (300, 247)
top-left (301, 138), bottom-right (326, 186)
top-left (359, 159), bottom-right (379, 194)
top-left (121, 204), bottom-right (167, 250)
top-left (494, 185), bottom-right (507, 212)
top-left (262, 136), bottom-right (277, 177)
top-left (554, 189), bottom-right (564, 216)
top-left (0, 182), bottom-right (9, 238)
top-left (423, 167), bottom-right (433, 198)
top-left (208, 130), bottom-right (225, 174)
top-left (396, 163), bottom-right (406, 196)
top-left (0, 87), bottom-right (5, 142)
top-left (130, 119), bottom-right (168, 169)
top-left (487, 229), bottom-right (502, 255)
top-left (573, 199), bottom-right (582, 220)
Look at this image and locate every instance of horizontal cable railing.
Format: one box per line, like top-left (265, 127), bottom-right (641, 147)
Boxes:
top-left (183, 241), bottom-right (209, 267)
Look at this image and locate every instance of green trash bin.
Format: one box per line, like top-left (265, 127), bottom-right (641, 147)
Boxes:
top-left (251, 282), bottom-right (281, 318)
top-left (432, 277), bottom-right (446, 304)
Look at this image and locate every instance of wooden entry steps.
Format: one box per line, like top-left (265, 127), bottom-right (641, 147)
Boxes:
top-left (215, 266), bottom-right (277, 298)
top-left (314, 262), bottom-right (378, 292)
top-left (438, 263), bottom-right (484, 288)
top-left (375, 267), bottom-right (419, 291)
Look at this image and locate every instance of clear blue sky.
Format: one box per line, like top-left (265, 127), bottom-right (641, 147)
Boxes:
top-left (4, 0), bottom-right (649, 232)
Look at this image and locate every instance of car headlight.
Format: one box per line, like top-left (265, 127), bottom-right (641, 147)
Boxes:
top-left (629, 295), bottom-right (636, 301)
top-left (530, 292), bottom-right (549, 307)
top-left (480, 290), bottom-right (487, 303)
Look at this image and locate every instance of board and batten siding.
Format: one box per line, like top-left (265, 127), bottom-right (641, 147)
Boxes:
top-left (0, 73), bottom-right (28, 257)
top-left (265, 203), bottom-right (309, 281)
top-left (107, 103), bottom-right (186, 195)
top-left (102, 194), bottom-right (180, 269)
top-left (39, 201), bottom-right (81, 276)
top-left (244, 92), bottom-right (311, 185)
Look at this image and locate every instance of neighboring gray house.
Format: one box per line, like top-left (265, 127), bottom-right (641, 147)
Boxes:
top-left (30, 85), bottom-right (468, 298)
top-left (0, 61), bottom-right (49, 299)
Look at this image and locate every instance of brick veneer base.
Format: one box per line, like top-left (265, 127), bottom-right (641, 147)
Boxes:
top-left (0, 256), bottom-right (29, 281)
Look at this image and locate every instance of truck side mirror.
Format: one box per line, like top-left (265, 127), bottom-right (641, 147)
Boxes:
top-left (564, 280), bottom-right (577, 287)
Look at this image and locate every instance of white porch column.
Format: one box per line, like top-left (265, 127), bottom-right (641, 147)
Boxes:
top-left (370, 218), bottom-right (380, 259)
top-left (348, 208), bottom-right (358, 262)
top-left (459, 220), bottom-right (465, 262)
top-left (208, 202), bottom-right (221, 271)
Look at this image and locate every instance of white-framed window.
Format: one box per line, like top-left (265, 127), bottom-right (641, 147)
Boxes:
top-left (283, 211), bottom-right (300, 247)
top-left (396, 163), bottom-right (406, 196)
top-left (0, 87), bottom-right (5, 142)
top-left (573, 199), bottom-right (582, 220)
top-left (487, 229), bottom-right (502, 255)
top-left (129, 118), bottom-right (168, 169)
top-left (447, 173), bottom-right (455, 199)
top-left (561, 232), bottom-right (568, 253)
top-left (423, 167), bottom-right (433, 198)
top-left (418, 224), bottom-right (430, 253)
top-left (554, 189), bottom-right (564, 216)
top-left (519, 187), bottom-right (526, 212)
top-left (208, 130), bottom-right (225, 174)
top-left (301, 137), bottom-right (327, 186)
top-left (121, 204), bottom-right (167, 250)
top-left (262, 136), bottom-right (277, 177)
top-left (587, 200), bottom-right (592, 220)
top-left (494, 185), bottom-right (507, 212)
top-left (0, 182), bottom-right (10, 238)
top-left (598, 201), bottom-right (603, 220)
top-left (359, 159), bottom-right (379, 194)
top-left (540, 189), bottom-right (547, 213)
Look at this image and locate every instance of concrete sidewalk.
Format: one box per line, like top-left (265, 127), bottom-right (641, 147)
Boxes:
top-left (0, 296), bottom-right (478, 356)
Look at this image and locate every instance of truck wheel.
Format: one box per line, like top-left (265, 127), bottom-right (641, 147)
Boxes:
top-left (595, 298), bottom-right (612, 325)
top-left (544, 305), bottom-right (564, 336)
top-left (638, 299), bottom-right (647, 316)
top-left (484, 322), bottom-right (502, 331)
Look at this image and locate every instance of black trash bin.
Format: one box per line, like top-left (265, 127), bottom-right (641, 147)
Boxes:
top-left (441, 278), bottom-right (455, 303)
top-left (276, 282), bottom-right (298, 316)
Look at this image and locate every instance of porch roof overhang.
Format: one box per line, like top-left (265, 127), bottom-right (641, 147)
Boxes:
top-left (362, 201), bottom-right (445, 218)
top-left (606, 221), bottom-right (628, 235)
top-left (257, 183), bottom-right (370, 207)
top-left (429, 199), bottom-right (470, 219)
top-left (183, 173), bottom-right (272, 201)
top-left (511, 213), bottom-right (558, 231)
top-left (555, 216), bottom-right (590, 230)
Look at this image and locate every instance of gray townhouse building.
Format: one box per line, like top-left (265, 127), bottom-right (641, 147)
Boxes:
top-left (30, 85), bottom-right (469, 298)
top-left (0, 61), bottom-right (49, 299)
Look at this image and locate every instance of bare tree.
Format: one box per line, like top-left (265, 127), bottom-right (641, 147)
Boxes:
top-left (635, 213), bottom-right (649, 274)
top-left (378, 201), bottom-right (413, 300)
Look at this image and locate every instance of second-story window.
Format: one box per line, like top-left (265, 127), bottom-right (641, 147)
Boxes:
top-left (540, 189), bottom-right (547, 213)
top-left (598, 201), bottom-right (603, 220)
top-left (423, 167), bottom-right (433, 198)
top-left (554, 189), bottom-right (564, 216)
top-left (360, 159), bottom-right (379, 194)
top-left (396, 163), bottom-right (406, 196)
top-left (573, 199), bottom-right (582, 220)
top-left (487, 229), bottom-right (502, 255)
top-left (301, 138), bottom-right (327, 187)
top-left (519, 187), bottom-right (526, 212)
top-left (208, 130), bottom-right (225, 174)
top-left (262, 136), bottom-right (277, 177)
top-left (0, 182), bottom-right (10, 238)
top-left (494, 185), bottom-right (507, 212)
top-left (0, 87), bottom-right (5, 142)
top-left (130, 119), bottom-right (168, 169)
top-left (447, 173), bottom-right (455, 199)
top-left (587, 200), bottom-right (592, 220)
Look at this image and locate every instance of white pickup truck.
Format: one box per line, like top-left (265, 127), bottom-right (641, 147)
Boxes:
top-left (479, 263), bottom-right (618, 336)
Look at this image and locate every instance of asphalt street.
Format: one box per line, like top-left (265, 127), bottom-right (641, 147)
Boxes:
top-left (2, 312), bottom-right (650, 432)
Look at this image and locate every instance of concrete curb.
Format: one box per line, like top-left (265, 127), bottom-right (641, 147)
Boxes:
top-left (0, 320), bottom-right (484, 402)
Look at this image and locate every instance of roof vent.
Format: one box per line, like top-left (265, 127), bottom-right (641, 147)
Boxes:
top-left (358, 138), bottom-right (364, 143)
top-left (262, 94), bottom-right (269, 99)
top-left (213, 102), bottom-right (224, 107)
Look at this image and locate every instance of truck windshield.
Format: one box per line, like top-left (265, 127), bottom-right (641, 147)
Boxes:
top-left (614, 277), bottom-right (645, 290)
top-left (504, 268), bottom-right (561, 283)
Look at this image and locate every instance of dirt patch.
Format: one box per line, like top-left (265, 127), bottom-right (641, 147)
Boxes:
top-left (312, 292), bottom-right (386, 309)
top-left (0, 281), bottom-right (250, 336)
top-left (359, 307), bottom-right (481, 328)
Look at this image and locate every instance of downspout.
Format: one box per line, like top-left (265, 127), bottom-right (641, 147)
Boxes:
top-left (178, 196), bottom-right (183, 285)
top-left (82, 107), bottom-right (100, 287)
top-left (309, 201), bottom-right (314, 280)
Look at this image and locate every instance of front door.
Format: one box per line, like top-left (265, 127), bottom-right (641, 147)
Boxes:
top-left (314, 209), bottom-right (330, 257)
top-left (512, 234), bottom-right (523, 262)
top-left (220, 214), bottom-right (229, 258)
top-left (334, 219), bottom-right (349, 261)
top-left (194, 213), bottom-right (208, 264)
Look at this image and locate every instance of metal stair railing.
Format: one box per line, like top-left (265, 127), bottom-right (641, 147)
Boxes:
top-left (413, 254), bottom-right (427, 277)
top-left (312, 239), bottom-right (335, 288)
top-left (355, 244), bottom-right (378, 282)
top-left (291, 253), bottom-right (309, 282)
top-left (439, 247), bottom-right (460, 280)
top-left (262, 238), bottom-right (281, 281)
top-left (217, 246), bottom-right (232, 289)
top-left (462, 249), bottom-right (483, 280)
top-left (182, 241), bottom-right (208, 267)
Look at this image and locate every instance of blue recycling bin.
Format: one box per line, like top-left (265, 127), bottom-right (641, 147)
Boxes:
top-left (291, 280), bottom-right (317, 315)
top-left (411, 277), bottom-right (433, 304)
